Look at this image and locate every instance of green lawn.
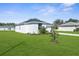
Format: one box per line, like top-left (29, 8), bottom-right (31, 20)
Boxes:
top-left (0, 31), bottom-right (79, 56)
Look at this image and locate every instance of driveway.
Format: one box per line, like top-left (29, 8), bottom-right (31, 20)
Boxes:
top-left (58, 33), bottom-right (79, 36)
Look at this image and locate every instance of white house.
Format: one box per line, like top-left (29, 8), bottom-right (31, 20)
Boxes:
top-left (0, 25), bottom-right (15, 31)
top-left (15, 19), bottom-right (52, 34)
top-left (58, 22), bottom-right (79, 31)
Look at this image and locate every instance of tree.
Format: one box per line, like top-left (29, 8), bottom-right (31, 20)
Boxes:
top-left (66, 18), bottom-right (79, 23)
top-left (6, 23), bottom-right (15, 26)
top-left (53, 19), bottom-right (64, 29)
top-left (0, 23), bottom-right (15, 26)
top-left (51, 24), bottom-right (58, 43)
top-left (53, 19), bottom-right (64, 25)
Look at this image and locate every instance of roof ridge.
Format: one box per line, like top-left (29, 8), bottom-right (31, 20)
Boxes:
top-left (18, 18), bottom-right (51, 25)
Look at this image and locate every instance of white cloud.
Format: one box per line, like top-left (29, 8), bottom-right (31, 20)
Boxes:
top-left (4, 10), bottom-right (16, 14)
top-left (62, 3), bottom-right (75, 7)
top-left (39, 8), bottom-right (46, 12)
top-left (62, 3), bottom-right (75, 12)
top-left (63, 7), bottom-right (73, 11)
top-left (37, 6), bottom-right (55, 16)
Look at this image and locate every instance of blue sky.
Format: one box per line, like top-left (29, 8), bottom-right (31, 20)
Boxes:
top-left (0, 3), bottom-right (79, 23)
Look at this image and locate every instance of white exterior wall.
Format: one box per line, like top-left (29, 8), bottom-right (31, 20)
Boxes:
top-left (11, 28), bottom-right (15, 30)
top-left (0, 28), bottom-right (4, 30)
top-left (58, 27), bottom-right (76, 31)
top-left (0, 28), bottom-right (8, 30)
top-left (42, 24), bottom-right (51, 33)
top-left (15, 24), bottom-right (39, 34)
top-left (42, 24), bottom-right (47, 28)
top-left (4, 28), bottom-right (9, 30)
top-left (15, 24), bottom-right (51, 34)
top-left (15, 26), bottom-right (20, 32)
top-left (0, 27), bottom-right (15, 31)
top-left (46, 28), bottom-right (51, 32)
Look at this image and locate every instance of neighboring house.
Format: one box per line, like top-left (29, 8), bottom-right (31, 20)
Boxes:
top-left (0, 25), bottom-right (15, 31)
top-left (58, 22), bottom-right (79, 31)
top-left (15, 19), bottom-right (52, 34)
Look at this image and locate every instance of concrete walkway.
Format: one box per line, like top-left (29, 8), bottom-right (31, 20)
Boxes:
top-left (58, 33), bottom-right (79, 37)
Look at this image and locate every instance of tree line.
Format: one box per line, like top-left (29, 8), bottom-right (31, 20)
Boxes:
top-left (0, 23), bottom-right (15, 26)
top-left (53, 18), bottom-right (79, 25)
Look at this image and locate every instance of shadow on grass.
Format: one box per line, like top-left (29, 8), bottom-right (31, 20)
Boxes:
top-left (0, 41), bottom-right (24, 56)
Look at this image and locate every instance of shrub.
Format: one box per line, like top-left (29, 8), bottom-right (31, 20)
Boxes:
top-left (39, 26), bottom-right (48, 34)
top-left (74, 28), bottom-right (79, 32)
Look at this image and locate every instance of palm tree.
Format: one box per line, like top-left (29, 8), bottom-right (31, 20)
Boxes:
top-left (51, 24), bottom-right (58, 43)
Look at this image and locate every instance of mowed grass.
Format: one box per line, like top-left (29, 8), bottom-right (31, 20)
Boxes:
top-left (0, 31), bottom-right (79, 56)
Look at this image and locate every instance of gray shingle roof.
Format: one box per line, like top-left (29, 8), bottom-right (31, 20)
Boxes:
top-left (59, 22), bottom-right (79, 27)
top-left (17, 19), bottom-right (51, 25)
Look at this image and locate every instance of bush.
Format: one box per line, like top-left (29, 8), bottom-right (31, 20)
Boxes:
top-left (74, 28), bottom-right (79, 32)
top-left (39, 26), bottom-right (48, 34)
